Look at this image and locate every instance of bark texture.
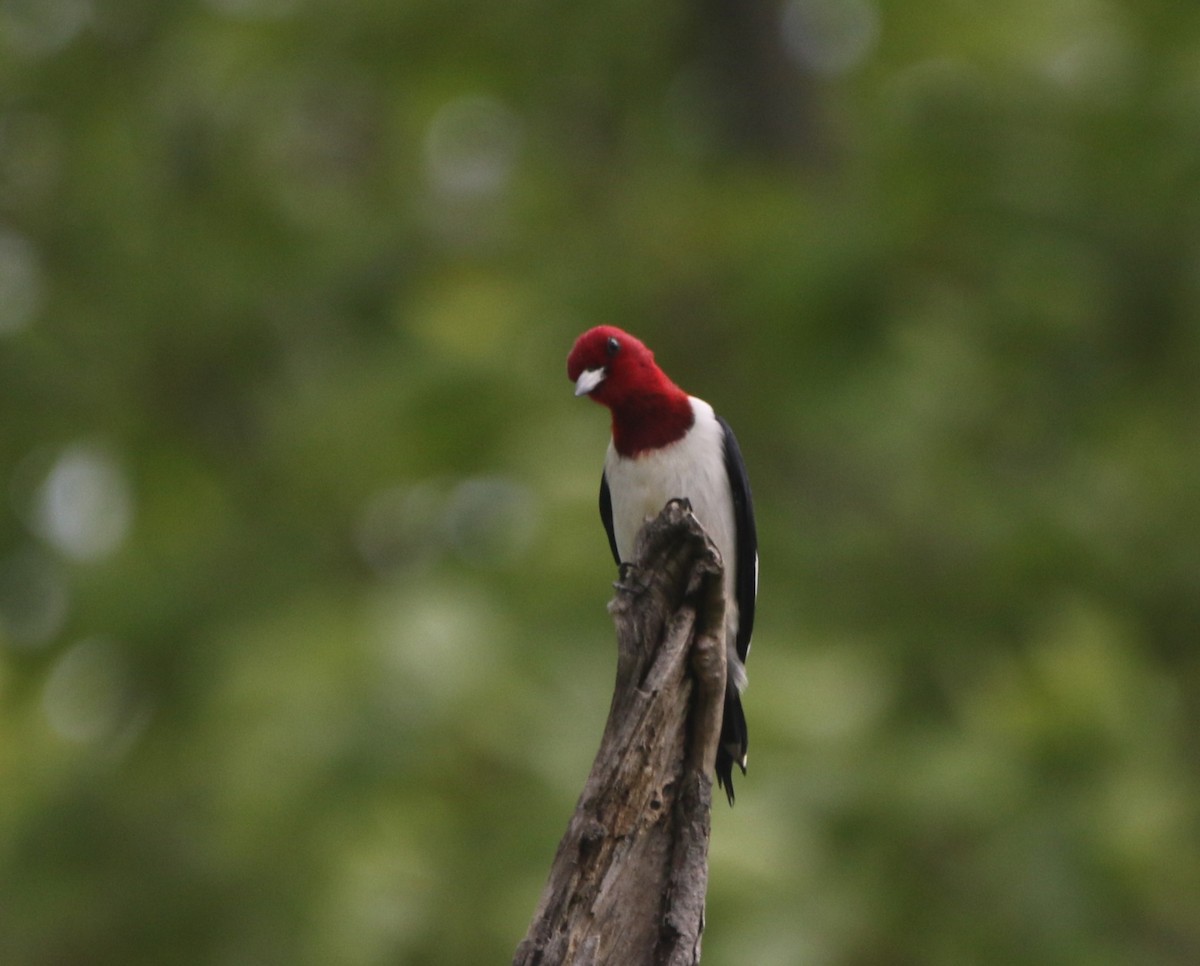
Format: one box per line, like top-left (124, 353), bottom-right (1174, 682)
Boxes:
top-left (514, 500), bottom-right (727, 966)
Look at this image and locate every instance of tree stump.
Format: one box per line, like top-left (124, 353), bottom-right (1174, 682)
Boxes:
top-left (514, 499), bottom-right (728, 966)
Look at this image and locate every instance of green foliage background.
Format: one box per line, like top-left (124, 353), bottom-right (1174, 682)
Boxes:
top-left (2, 0), bottom-right (1199, 963)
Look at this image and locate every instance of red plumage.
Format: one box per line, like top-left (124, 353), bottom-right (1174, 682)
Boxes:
top-left (566, 327), bottom-right (695, 457)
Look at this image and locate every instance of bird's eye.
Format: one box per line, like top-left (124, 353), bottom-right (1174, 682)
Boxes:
top-left (606, 337), bottom-right (620, 356)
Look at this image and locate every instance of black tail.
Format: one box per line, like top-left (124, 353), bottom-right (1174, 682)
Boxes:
top-left (714, 686), bottom-right (748, 806)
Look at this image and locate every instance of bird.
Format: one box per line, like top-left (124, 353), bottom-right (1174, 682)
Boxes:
top-left (567, 325), bottom-right (758, 804)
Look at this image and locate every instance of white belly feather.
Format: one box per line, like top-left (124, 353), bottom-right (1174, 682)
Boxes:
top-left (604, 397), bottom-right (746, 691)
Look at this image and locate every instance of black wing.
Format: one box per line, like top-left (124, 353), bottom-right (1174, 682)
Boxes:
top-left (599, 470), bottom-right (620, 566)
top-left (717, 415), bottom-right (757, 662)
top-left (714, 414), bottom-right (757, 805)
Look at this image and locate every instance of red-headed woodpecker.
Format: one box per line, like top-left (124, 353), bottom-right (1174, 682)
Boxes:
top-left (567, 325), bottom-right (758, 804)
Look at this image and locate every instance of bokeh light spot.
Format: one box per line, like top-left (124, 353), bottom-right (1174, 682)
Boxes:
top-left (34, 442), bottom-right (134, 562)
top-left (0, 0), bottom-right (92, 57)
top-left (446, 477), bottom-right (538, 568)
top-left (781, 0), bottom-right (880, 77)
top-left (423, 94), bottom-right (521, 201)
top-left (370, 583), bottom-right (502, 713)
top-left (356, 475), bottom-right (538, 574)
top-left (0, 228), bottom-right (43, 334)
top-left (355, 482), bottom-right (447, 575)
top-left (42, 636), bottom-right (130, 745)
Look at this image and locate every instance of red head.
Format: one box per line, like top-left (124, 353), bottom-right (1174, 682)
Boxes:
top-left (567, 326), bottom-right (693, 456)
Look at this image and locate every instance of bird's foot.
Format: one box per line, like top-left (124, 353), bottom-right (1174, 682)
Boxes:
top-left (613, 561), bottom-right (639, 592)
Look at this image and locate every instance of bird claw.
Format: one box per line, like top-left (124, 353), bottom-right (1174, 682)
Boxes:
top-left (613, 561), bottom-right (638, 592)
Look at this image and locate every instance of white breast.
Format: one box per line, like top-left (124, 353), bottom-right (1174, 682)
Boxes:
top-left (604, 397), bottom-right (745, 688)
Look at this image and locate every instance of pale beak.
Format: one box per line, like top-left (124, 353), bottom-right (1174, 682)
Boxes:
top-left (574, 367), bottom-right (606, 397)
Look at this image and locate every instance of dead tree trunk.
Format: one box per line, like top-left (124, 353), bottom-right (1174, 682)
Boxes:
top-left (514, 499), bottom-right (728, 966)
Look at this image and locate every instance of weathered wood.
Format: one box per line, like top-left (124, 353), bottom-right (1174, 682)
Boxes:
top-left (514, 500), bottom-right (727, 966)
